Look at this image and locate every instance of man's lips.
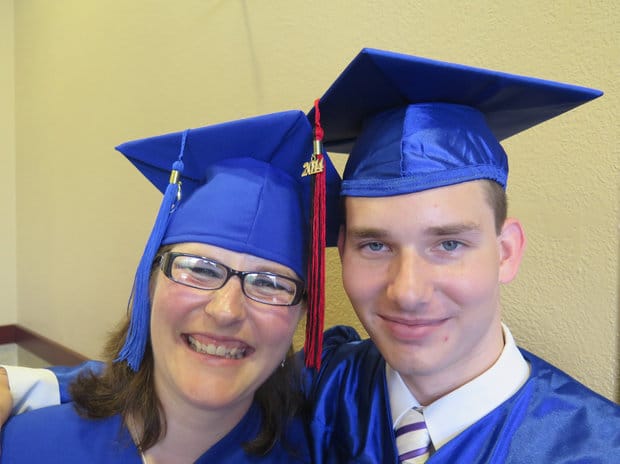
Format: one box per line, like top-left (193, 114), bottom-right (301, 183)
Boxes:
top-left (379, 315), bottom-right (448, 340)
top-left (380, 315), bottom-right (447, 326)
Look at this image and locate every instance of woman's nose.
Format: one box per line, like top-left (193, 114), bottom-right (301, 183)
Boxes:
top-left (203, 276), bottom-right (247, 324)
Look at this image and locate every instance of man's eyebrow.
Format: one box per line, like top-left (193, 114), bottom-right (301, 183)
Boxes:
top-left (346, 227), bottom-right (390, 239)
top-left (346, 223), bottom-right (482, 239)
top-left (424, 222), bottom-right (481, 236)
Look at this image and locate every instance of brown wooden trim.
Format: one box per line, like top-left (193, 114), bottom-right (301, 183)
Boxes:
top-left (0, 324), bottom-right (17, 345)
top-left (0, 324), bottom-right (88, 366)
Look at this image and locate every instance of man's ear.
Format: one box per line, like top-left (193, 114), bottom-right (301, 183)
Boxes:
top-left (498, 218), bottom-right (526, 284)
top-left (337, 224), bottom-right (346, 261)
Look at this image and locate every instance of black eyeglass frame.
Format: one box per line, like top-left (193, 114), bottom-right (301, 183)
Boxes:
top-left (156, 251), bottom-right (306, 307)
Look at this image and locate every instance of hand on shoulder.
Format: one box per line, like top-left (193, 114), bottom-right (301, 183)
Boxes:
top-left (0, 366), bottom-right (12, 427)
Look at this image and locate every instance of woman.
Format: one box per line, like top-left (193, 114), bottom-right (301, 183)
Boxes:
top-left (0, 110), bottom-right (340, 463)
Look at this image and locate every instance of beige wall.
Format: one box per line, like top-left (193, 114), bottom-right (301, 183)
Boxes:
top-left (0, 0), bottom-right (17, 326)
top-left (7, 1), bottom-right (618, 401)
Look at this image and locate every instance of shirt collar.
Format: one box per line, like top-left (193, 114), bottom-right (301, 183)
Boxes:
top-left (387, 324), bottom-right (530, 449)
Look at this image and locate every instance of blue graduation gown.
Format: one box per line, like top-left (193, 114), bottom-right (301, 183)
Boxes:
top-left (0, 401), bottom-right (309, 463)
top-left (7, 330), bottom-right (619, 462)
top-left (304, 326), bottom-right (620, 463)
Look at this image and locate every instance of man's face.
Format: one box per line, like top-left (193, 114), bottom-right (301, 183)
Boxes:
top-left (339, 180), bottom-right (524, 401)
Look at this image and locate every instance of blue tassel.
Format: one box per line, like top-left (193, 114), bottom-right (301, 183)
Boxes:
top-left (116, 133), bottom-right (188, 371)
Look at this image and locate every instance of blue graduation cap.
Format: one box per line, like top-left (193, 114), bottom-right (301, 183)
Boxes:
top-left (309, 48), bottom-right (603, 196)
top-left (116, 110), bottom-right (341, 370)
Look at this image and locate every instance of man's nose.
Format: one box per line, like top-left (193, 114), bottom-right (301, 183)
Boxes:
top-left (386, 251), bottom-right (433, 310)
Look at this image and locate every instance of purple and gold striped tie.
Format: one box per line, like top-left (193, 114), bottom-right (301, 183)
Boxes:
top-left (395, 407), bottom-right (432, 463)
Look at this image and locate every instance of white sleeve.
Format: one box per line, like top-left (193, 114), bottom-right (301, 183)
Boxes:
top-left (2, 365), bottom-right (61, 414)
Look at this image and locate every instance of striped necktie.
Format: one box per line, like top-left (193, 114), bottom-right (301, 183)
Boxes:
top-left (395, 407), bottom-right (432, 463)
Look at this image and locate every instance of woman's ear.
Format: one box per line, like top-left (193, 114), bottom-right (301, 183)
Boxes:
top-left (498, 217), bottom-right (526, 284)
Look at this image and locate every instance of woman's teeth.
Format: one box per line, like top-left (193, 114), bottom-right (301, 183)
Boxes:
top-left (187, 335), bottom-right (247, 359)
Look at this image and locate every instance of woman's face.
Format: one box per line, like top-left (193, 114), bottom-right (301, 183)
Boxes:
top-left (149, 242), bottom-right (305, 421)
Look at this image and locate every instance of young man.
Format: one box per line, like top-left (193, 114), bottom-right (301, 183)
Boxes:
top-left (2, 49), bottom-right (620, 463)
top-left (303, 48), bottom-right (620, 463)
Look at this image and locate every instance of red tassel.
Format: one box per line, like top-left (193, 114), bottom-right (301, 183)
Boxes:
top-left (304, 99), bottom-right (326, 370)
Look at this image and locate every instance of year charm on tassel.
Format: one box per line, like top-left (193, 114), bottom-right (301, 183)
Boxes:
top-left (302, 150), bottom-right (324, 177)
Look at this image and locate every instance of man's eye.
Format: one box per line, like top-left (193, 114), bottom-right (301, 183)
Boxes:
top-left (365, 242), bottom-right (385, 252)
top-left (440, 240), bottom-right (461, 252)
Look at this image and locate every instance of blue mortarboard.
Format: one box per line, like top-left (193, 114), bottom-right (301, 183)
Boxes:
top-left (309, 48), bottom-right (603, 196)
top-left (115, 110), bottom-right (340, 370)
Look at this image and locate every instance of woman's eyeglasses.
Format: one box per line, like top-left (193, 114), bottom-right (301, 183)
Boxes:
top-left (157, 252), bottom-right (305, 307)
